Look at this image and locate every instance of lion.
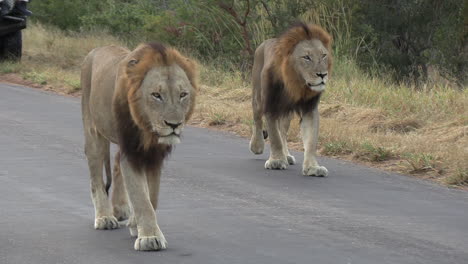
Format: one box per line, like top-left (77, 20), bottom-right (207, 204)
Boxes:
top-left (249, 22), bottom-right (332, 176)
top-left (80, 42), bottom-right (198, 251)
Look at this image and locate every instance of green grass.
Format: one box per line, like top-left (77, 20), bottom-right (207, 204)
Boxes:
top-left (322, 141), bottom-right (353, 155)
top-left (64, 78), bottom-right (81, 93)
top-left (403, 153), bottom-right (437, 173)
top-left (22, 71), bottom-right (48, 85)
top-left (208, 113), bottom-right (227, 126)
top-left (0, 61), bottom-right (21, 74)
top-left (445, 170), bottom-right (468, 186)
top-left (355, 142), bottom-right (393, 162)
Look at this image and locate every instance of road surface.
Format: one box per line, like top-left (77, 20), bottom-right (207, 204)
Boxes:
top-left (1, 83), bottom-right (467, 264)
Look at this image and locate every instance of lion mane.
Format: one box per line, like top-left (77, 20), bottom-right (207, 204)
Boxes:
top-left (265, 23), bottom-right (333, 118)
top-left (113, 42), bottom-right (198, 172)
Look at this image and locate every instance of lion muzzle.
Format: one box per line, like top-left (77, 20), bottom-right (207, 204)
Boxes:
top-left (158, 134), bottom-right (181, 145)
top-left (307, 82), bottom-right (326, 92)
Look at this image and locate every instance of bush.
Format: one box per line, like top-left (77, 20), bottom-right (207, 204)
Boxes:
top-left (353, 0), bottom-right (466, 84)
top-left (81, 0), bottom-right (156, 40)
top-left (141, 1), bottom-right (244, 60)
top-left (29, 0), bottom-right (98, 30)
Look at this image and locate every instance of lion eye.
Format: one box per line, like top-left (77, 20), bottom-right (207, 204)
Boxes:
top-left (180, 92), bottom-right (188, 99)
top-left (303, 55), bottom-right (311, 61)
top-left (151, 92), bottom-right (163, 101)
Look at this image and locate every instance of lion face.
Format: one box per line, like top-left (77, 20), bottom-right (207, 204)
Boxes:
top-left (291, 39), bottom-right (329, 93)
top-left (137, 65), bottom-right (195, 145)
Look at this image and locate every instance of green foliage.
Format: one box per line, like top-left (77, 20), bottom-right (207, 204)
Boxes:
top-left (80, 0), bottom-right (157, 39)
top-left (353, 0), bottom-right (466, 84)
top-left (27, 0), bottom-right (466, 84)
top-left (29, 0), bottom-right (98, 30)
top-left (141, 1), bottom-right (245, 60)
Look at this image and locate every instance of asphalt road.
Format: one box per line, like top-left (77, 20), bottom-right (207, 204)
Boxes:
top-left (1, 83), bottom-right (468, 264)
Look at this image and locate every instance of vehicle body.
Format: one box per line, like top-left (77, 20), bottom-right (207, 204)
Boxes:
top-left (0, 0), bottom-right (31, 61)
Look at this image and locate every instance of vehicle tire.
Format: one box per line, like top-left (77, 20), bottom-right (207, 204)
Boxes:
top-left (0, 30), bottom-right (22, 61)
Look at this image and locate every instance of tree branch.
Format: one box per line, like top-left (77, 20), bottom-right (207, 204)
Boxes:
top-left (260, 0), bottom-right (277, 31)
top-left (218, 0), bottom-right (254, 57)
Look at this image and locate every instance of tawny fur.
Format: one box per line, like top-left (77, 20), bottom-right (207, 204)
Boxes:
top-left (249, 22), bottom-right (332, 176)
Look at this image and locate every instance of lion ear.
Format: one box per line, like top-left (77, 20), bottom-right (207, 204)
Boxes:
top-left (128, 59), bottom-right (139, 67)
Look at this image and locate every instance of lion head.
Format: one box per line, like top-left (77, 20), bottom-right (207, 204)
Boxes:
top-left (116, 42), bottom-right (198, 147)
top-left (273, 23), bottom-right (332, 103)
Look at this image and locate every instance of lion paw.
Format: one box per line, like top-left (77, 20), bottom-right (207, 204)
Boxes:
top-left (265, 159), bottom-right (288, 170)
top-left (303, 165), bottom-right (328, 177)
top-left (94, 216), bottom-right (119, 230)
top-left (113, 204), bottom-right (130, 221)
top-left (249, 138), bottom-right (265, 155)
top-left (287, 154), bottom-right (296, 165)
top-left (134, 235), bottom-right (167, 251)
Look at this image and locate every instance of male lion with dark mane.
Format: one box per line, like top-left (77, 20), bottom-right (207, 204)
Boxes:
top-left (81, 42), bottom-right (198, 251)
top-left (249, 22), bottom-right (332, 176)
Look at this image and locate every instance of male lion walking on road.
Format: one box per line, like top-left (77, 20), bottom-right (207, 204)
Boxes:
top-left (81, 42), bottom-right (198, 251)
top-left (249, 22), bottom-right (332, 176)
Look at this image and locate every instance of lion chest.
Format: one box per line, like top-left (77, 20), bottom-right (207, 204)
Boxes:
top-left (262, 68), bottom-right (321, 118)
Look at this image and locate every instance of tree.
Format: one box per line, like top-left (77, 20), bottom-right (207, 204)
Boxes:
top-left (354, 0), bottom-right (466, 84)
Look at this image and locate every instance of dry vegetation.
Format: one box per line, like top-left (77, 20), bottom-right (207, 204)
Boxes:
top-left (1, 23), bottom-right (467, 187)
top-left (194, 63), bottom-right (468, 186)
top-left (0, 23), bottom-right (122, 94)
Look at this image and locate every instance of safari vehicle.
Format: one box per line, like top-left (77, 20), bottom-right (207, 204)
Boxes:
top-left (0, 0), bottom-right (31, 61)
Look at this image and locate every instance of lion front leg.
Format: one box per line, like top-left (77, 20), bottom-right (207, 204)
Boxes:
top-left (300, 108), bottom-right (328, 177)
top-left (120, 157), bottom-right (167, 251)
top-left (265, 115), bottom-right (289, 170)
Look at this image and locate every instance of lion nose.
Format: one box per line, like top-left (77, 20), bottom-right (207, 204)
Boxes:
top-left (164, 121), bottom-right (182, 129)
top-left (316, 72), bottom-right (327, 79)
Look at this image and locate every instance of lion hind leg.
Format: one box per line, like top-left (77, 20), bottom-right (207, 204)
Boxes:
top-left (249, 82), bottom-right (265, 155)
top-left (111, 151), bottom-right (130, 221)
top-left (264, 115), bottom-right (289, 170)
top-left (280, 113), bottom-right (296, 165)
top-left (250, 116), bottom-right (265, 155)
top-left (84, 130), bottom-right (119, 229)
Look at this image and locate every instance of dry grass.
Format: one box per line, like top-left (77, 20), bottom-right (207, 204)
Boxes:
top-left (1, 23), bottom-right (467, 187)
top-left (193, 57), bottom-right (468, 187)
top-left (1, 23), bottom-right (124, 94)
